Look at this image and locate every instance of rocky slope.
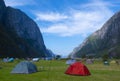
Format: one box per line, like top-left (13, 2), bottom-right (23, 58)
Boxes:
top-left (70, 11), bottom-right (120, 58)
top-left (0, 0), bottom-right (49, 58)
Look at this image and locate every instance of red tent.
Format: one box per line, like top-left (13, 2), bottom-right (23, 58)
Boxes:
top-left (65, 62), bottom-right (91, 76)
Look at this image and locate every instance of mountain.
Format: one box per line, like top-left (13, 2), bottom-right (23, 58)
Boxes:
top-left (47, 49), bottom-right (56, 57)
top-left (0, 0), bottom-right (49, 58)
top-left (70, 11), bottom-right (120, 58)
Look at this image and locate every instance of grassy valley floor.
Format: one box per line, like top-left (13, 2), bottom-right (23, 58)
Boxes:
top-left (0, 59), bottom-right (120, 81)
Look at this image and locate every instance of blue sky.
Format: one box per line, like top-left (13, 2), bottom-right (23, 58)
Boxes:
top-left (4, 0), bottom-right (120, 57)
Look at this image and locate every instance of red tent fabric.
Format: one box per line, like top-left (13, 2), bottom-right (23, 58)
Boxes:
top-left (65, 62), bottom-right (91, 76)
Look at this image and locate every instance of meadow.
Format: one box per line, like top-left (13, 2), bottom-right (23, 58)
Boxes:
top-left (0, 59), bottom-right (120, 81)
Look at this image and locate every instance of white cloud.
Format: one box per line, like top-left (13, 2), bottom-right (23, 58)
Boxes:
top-left (37, 0), bottom-right (114, 37)
top-left (4, 0), bottom-right (36, 7)
top-left (42, 24), bottom-right (68, 33)
top-left (35, 12), bottom-right (68, 22)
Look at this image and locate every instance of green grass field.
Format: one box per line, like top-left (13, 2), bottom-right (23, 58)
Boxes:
top-left (0, 59), bottom-right (120, 81)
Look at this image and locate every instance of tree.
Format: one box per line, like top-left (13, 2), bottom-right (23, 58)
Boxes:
top-left (55, 55), bottom-right (61, 60)
top-left (102, 54), bottom-right (109, 61)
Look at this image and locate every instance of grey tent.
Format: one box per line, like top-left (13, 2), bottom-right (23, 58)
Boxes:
top-left (11, 61), bottom-right (38, 74)
top-left (66, 59), bottom-right (76, 65)
top-left (86, 59), bottom-right (94, 64)
top-left (32, 58), bottom-right (40, 62)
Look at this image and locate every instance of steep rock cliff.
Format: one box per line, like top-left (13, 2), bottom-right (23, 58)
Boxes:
top-left (0, 0), bottom-right (6, 22)
top-left (0, 0), bottom-right (49, 57)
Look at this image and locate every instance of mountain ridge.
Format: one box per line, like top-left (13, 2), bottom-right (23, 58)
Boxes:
top-left (70, 11), bottom-right (120, 58)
